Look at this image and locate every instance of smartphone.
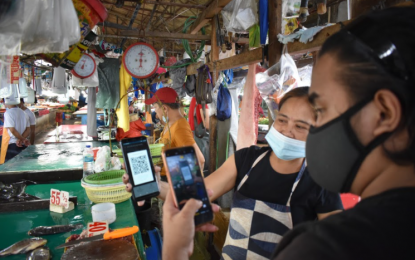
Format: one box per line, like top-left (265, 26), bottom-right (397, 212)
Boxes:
top-left (120, 137), bottom-right (160, 201)
top-left (162, 146), bottom-right (213, 226)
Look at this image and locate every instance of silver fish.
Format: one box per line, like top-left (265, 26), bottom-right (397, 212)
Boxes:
top-left (0, 237), bottom-right (47, 257)
top-left (28, 224), bottom-right (83, 236)
top-left (26, 246), bottom-right (50, 260)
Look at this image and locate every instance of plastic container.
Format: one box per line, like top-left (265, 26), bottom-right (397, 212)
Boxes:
top-left (83, 145), bottom-right (95, 178)
top-left (91, 202), bottom-right (116, 224)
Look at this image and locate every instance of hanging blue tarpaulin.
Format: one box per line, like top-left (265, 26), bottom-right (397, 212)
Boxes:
top-left (259, 0), bottom-right (269, 46)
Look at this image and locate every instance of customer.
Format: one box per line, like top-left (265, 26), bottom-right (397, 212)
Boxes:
top-left (125, 83), bottom-right (343, 259)
top-left (271, 6), bottom-right (415, 260)
top-left (145, 87), bottom-right (205, 178)
top-left (2, 103), bottom-right (30, 161)
top-left (19, 98), bottom-right (36, 145)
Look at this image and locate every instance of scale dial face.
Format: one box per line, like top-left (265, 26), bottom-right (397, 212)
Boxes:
top-left (123, 42), bottom-right (159, 79)
top-left (72, 53), bottom-right (96, 79)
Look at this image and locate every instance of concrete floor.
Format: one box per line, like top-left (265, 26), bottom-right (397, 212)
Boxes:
top-left (34, 118), bottom-right (82, 145)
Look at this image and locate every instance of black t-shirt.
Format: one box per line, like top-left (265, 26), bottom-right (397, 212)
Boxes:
top-left (271, 187), bottom-right (415, 260)
top-left (234, 146), bottom-right (343, 226)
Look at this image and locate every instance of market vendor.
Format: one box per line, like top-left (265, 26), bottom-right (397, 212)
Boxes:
top-left (144, 87), bottom-right (205, 179)
top-left (0, 103), bottom-right (30, 163)
top-left (19, 98), bottom-right (36, 145)
top-left (157, 6), bottom-right (415, 260)
top-left (124, 84), bottom-right (343, 258)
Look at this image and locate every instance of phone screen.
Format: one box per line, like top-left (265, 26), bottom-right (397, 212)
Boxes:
top-left (121, 137), bottom-right (159, 201)
top-left (165, 148), bottom-right (211, 218)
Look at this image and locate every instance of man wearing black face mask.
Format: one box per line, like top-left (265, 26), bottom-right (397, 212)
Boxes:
top-left (272, 7), bottom-right (415, 260)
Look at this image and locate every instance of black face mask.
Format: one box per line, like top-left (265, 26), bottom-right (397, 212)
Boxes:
top-left (306, 99), bottom-right (392, 193)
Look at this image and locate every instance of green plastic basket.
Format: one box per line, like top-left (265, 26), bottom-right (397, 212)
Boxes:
top-left (83, 170), bottom-right (126, 185)
top-left (150, 144), bottom-right (164, 166)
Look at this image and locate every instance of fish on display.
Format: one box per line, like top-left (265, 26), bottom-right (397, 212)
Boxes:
top-left (26, 246), bottom-right (50, 260)
top-left (0, 238), bottom-right (47, 257)
top-left (28, 224), bottom-right (84, 236)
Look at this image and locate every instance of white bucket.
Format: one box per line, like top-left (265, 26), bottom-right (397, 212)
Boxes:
top-left (18, 78), bottom-right (28, 98)
top-left (5, 84), bottom-right (20, 105)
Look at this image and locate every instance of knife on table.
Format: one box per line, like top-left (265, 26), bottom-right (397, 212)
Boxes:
top-left (55, 226), bottom-right (139, 249)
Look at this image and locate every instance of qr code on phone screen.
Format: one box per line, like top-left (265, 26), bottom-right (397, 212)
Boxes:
top-left (131, 155), bottom-right (149, 175)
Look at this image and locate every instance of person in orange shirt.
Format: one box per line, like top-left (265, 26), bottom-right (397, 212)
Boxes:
top-left (144, 88), bottom-right (205, 179)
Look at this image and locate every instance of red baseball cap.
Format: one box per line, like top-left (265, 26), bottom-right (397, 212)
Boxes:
top-left (145, 87), bottom-right (179, 105)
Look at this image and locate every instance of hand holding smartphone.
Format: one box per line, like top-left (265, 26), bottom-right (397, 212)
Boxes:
top-left (162, 146), bottom-right (213, 226)
top-left (121, 137), bottom-right (160, 202)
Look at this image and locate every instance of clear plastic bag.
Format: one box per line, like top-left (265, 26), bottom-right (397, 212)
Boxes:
top-left (94, 146), bottom-right (112, 173)
top-left (221, 0), bottom-right (258, 33)
top-left (256, 46), bottom-right (300, 119)
top-left (0, 58), bottom-right (12, 98)
top-left (51, 67), bottom-right (68, 94)
top-left (0, 0), bottom-right (24, 55)
top-left (21, 0), bottom-right (80, 54)
top-left (283, 0), bottom-right (301, 18)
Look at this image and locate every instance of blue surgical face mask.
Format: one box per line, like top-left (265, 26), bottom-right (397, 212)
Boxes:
top-left (162, 115), bottom-right (168, 123)
top-left (265, 126), bottom-right (306, 161)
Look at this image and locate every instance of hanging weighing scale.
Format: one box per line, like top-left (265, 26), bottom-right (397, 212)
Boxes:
top-left (123, 43), bottom-right (159, 79)
top-left (72, 53), bottom-right (96, 79)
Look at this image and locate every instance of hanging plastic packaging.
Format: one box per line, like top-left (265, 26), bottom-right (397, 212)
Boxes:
top-left (24, 87), bottom-right (35, 104)
top-left (18, 78), bottom-right (28, 98)
top-left (221, 0), bottom-right (258, 33)
top-left (0, 59), bottom-right (12, 98)
top-left (283, 0), bottom-right (302, 18)
top-left (4, 84), bottom-right (20, 105)
top-left (0, 0), bottom-right (24, 55)
top-left (51, 67), bottom-right (68, 94)
top-left (21, 0), bottom-right (80, 55)
top-left (256, 46), bottom-right (300, 119)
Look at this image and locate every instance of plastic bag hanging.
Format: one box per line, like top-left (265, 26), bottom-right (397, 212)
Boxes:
top-left (19, 78), bottom-right (28, 98)
top-left (0, 0), bottom-right (24, 55)
top-left (221, 0), bottom-right (258, 33)
top-left (24, 87), bottom-right (35, 104)
top-left (4, 84), bottom-right (20, 105)
top-left (255, 45), bottom-right (300, 119)
top-left (51, 67), bottom-right (67, 94)
top-left (0, 60), bottom-right (12, 98)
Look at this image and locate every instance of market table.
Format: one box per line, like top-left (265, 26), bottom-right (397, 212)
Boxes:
top-left (0, 142), bottom-right (117, 183)
top-left (0, 181), bottom-right (146, 260)
top-left (44, 125), bottom-right (94, 144)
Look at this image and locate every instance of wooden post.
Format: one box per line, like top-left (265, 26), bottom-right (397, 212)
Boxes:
top-left (267, 0), bottom-right (283, 127)
top-left (209, 18), bottom-right (220, 173)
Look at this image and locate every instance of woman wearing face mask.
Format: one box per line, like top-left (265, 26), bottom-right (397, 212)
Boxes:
top-left (209, 84), bottom-right (343, 260)
top-left (271, 6), bottom-right (415, 260)
top-left (124, 76), bottom-right (344, 259)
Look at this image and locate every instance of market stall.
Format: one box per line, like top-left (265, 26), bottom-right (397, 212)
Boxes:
top-left (0, 181), bottom-right (146, 260)
top-left (1, 0), bottom-right (412, 259)
top-left (0, 142), bottom-right (115, 183)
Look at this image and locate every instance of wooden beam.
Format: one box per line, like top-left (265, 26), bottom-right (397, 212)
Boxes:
top-left (189, 0), bottom-right (234, 34)
top-left (208, 116), bottom-right (218, 174)
top-left (268, 0), bottom-right (283, 66)
top-left (211, 16), bottom-right (220, 81)
top-left (121, 30), bottom-right (211, 40)
top-left (142, 0), bottom-right (205, 9)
